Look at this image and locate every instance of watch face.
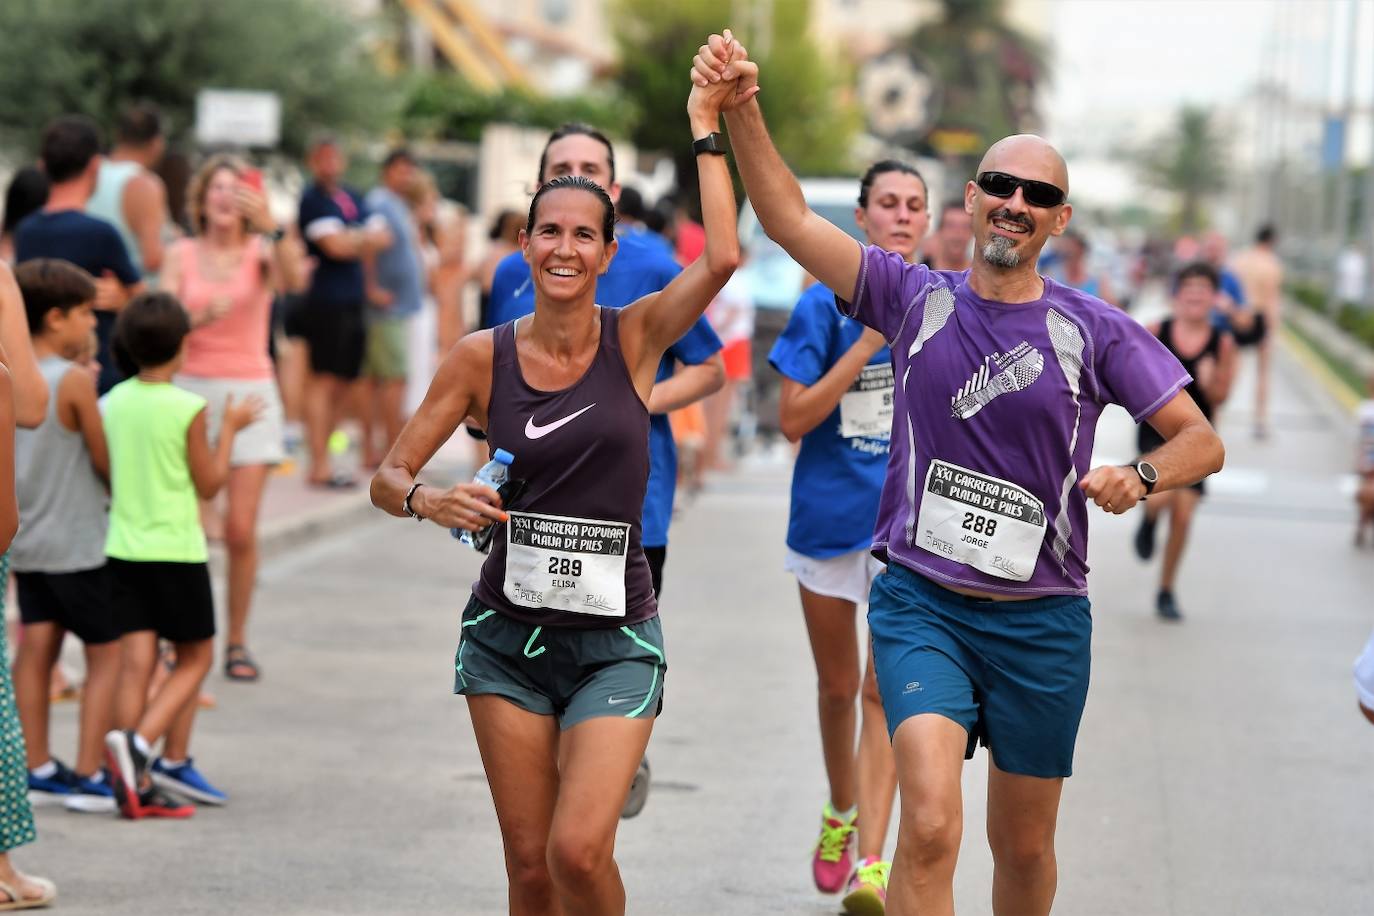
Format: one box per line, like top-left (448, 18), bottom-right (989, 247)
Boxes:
top-left (1137, 461), bottom-right (1159, 483)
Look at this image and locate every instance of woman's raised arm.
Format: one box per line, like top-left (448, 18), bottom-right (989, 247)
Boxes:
top-left (620, 45), bottom-right (751, 379)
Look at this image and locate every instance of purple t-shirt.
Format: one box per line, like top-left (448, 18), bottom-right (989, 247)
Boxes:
top-left (843, 245), bottom-right (1190, 597)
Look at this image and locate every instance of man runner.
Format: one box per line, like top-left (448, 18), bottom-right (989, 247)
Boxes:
top-left (692, 33), bottom-right (1225, 916)
top-left (1230, 225), bottom-right (1283, 439)
top-left (922, 202), bottom-right (973, 272)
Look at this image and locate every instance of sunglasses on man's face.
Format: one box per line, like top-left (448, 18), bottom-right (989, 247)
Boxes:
top-left (975, 171), bottom-right (1066, 209)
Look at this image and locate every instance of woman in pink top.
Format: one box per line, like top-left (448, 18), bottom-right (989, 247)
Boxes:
top-left (161, 154), bottom-right (304, 683)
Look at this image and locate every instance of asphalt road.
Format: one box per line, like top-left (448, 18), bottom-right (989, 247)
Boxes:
top-left (28, 341), bottom-right (1374, 915)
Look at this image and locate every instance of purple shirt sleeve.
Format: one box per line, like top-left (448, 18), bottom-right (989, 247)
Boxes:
top-left (1092, 307), bottom-right (1192, 422)
top-left (839, 245), bottom-right (932, 342)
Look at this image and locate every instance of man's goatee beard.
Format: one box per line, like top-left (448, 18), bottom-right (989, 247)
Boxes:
top-left (982, 235), bottom-right (1021, 268)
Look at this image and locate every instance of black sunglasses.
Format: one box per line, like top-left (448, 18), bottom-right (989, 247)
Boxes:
top-left (975, 171), bottom-right (1066, 208)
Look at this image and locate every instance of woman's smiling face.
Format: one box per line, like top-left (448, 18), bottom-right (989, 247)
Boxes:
top-left (523, 186), bottom-right (617, 303)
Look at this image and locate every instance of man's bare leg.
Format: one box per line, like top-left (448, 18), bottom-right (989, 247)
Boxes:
top-left (886, 714), bottom-right (967, 916)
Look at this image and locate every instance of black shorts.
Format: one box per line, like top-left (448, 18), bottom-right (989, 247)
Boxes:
top-left (108, 558), bottom-right (216, 644)
top-left (1233, 311), bottom-right (1268, 347)
top-left (281, 292), bottom-right (309, 340)
top-left (644, 546), bottom-right (666, 599)
top-left (14, 566), bottom-right (120, 645)
top-left (300, 300), bottom-right (366, 380)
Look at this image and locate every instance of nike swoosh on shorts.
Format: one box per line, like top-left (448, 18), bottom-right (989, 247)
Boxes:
top-left (525, 403), bottom-right (597, 439)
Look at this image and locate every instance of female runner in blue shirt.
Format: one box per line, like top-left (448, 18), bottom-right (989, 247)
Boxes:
top-left (769, 160), bottom-right (930, 914)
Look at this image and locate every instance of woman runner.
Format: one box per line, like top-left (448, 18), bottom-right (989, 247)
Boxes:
top-left (769, 160), bottom-right (929, 913)
top-left (371, 70), bottom-right (746, 914)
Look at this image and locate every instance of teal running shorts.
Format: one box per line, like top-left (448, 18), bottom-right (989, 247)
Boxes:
top-left (454, 595), bottom-right (666, 730)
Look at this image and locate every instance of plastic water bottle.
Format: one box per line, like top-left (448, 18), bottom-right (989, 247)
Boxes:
top-left (453, 449), bottom-right (515, 549)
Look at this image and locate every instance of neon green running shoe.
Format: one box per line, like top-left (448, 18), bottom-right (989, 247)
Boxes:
top-left (842, 856), bottom-right (890, 915)
top-left (812, 803), bottom-right (857, 893)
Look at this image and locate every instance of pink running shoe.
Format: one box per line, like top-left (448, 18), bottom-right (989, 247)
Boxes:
top-left (812, 804), bottom-right (857, 893)
top-left (842, 856), bottom-right (890, 915)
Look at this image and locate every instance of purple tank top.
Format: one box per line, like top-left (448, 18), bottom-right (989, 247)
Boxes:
top-left (474, 308), bottom-right (658, 628)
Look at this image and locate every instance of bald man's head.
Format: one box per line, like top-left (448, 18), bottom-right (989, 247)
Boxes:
top-left (964, 134), bottom-right (1073, 274)
top-left (977, 135), bottom-right (1069, 196)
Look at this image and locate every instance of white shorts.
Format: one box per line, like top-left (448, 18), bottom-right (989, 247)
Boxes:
top-left (784, 547), bottom-right (885, 606)
top-left (175, 375), bottom-right (287, 467)
top-left (1356, 627), bottom-right (1374, 712)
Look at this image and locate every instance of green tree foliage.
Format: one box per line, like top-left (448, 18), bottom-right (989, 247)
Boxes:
top-left (904, 0), bottom-right (1048, 178)
top-left (612, 0), bottom-right (860, 180)
top-left (1141, 106), bottom-right (1228, 234)
top-left (399, 77), bottom-right (637, 143)
top-left (0, 0), bottom-right (393, 156)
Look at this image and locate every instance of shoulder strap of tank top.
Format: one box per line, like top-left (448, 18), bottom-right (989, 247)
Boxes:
top-left (493, 318), bottom-right (518, 368)
top-left (1203, 322), bottom-right (1224, 358)
top-left (1154, 318), bottom-right (1176, 354)
top-left (599, 306), bottom-right (621, 352)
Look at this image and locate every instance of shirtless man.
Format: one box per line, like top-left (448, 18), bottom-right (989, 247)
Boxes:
top-left (1230, 225), bottom-right (1283, 439)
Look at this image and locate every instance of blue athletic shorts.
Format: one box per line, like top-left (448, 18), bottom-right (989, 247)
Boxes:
top-left (454, 596), bottom-right (666, 730)
top-left (869, 562), bottom-right (1092, 778)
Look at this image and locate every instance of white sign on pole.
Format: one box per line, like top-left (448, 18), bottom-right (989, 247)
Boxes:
top-left (195, 89), bottom-right (282, 148)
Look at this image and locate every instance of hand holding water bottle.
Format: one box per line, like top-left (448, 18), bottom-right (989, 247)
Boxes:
top-left (414, 451), bottom-right (514, 534)
top-left (449, 450), bottom-right (515, 549)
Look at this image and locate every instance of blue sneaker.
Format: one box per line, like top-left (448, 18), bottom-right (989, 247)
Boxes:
top-left (27, 758), bottom-right (80, 806)
top-left (150, 758), bottom-right (227, 806)
top-left (63, 768), bottom-right (117, 814)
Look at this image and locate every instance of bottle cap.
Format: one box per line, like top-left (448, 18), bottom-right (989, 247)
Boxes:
top-left (493, 448), bottom-right (515, 465)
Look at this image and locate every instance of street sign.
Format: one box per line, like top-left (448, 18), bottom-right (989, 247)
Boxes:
top-left (195, 89), bottom-right (281, 149)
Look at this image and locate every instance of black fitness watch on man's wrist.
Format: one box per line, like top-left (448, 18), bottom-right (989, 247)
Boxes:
top-left (692, 132), bottom-right (728, 156)
top-left (1129, 460), bottom-right (1159, 497)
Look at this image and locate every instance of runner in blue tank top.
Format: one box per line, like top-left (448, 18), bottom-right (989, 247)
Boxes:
top-left (768, 160), bottom-right (929, 909)
top-left (694, 33), bottom-right (1224, 916)
top-left (372, 62), bottom-right (748, 915)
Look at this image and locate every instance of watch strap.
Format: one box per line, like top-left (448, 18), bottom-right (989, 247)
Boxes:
top-left (692, 132), bottom-right (727, 156)
top-left (1131, 461), bottom-right (1158, 495)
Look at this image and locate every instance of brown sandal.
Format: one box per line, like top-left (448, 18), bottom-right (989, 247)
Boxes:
top-left (224, 644), bottom-right (261, 682)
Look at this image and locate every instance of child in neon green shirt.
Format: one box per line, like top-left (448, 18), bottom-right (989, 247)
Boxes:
top-left (102, 292), bottom-right (262, 819)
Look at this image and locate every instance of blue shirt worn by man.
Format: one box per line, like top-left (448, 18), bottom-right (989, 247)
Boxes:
top-left (363, 186), bottom-right (425, 317)
top-left (486, 228), bottom-right (722, 548)
top-left (770, 282), bottom-right (891, 558)
top-left (1212, 266), bottom-right (1248, 332)
top-left (15, 210), bottom-right (141, 394)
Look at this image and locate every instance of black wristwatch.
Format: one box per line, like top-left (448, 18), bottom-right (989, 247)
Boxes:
top-left (1129, 460), bottom-right (1159, 497)
top-left (692, 132), bottom-right (728, 156)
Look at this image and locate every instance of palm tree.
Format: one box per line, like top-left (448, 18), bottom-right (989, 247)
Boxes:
top-left (903, 0), bottom-right (1050, 181)
top-left (1141, 106), bottom-right (1228, 234)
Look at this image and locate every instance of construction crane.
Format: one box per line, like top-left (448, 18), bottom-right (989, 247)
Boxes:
top-left (398, 0), bottom-right (528, 92)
